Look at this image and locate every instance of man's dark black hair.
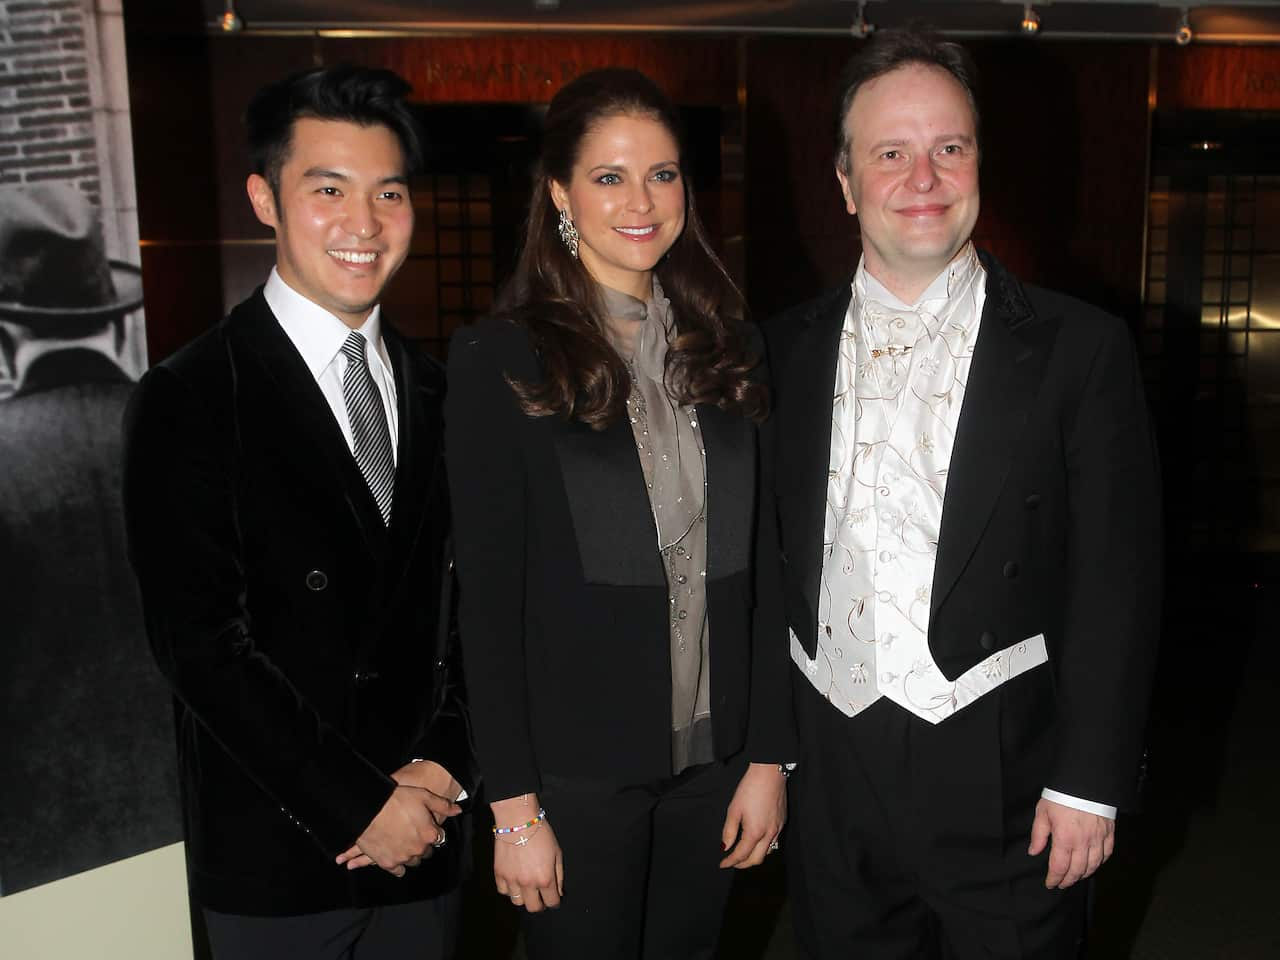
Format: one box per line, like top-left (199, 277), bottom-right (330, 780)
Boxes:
top-left (833, 25), bottom-right (981, 174)
top-left (246, 64), bottom-right (424, 199)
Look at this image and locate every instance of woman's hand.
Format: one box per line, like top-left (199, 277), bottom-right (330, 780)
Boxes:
top-left (719, 762), bottom-right (787, 869)
top-left (491, 794), bottom-right (564, 912)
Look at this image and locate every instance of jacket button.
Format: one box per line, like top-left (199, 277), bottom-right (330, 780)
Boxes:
top-left (1024, 493), bottom-right (1041, 509)
top-left (305, 570), bottom-right (328, 591)
top-left (1003, 561), bottom-right (1020, 579)
top-left (979, 631), bottom-right (997, 651)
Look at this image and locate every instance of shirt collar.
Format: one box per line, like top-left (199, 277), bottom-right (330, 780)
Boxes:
top-left (264, 267), bottom-right (385, 379)
top-left (853, 241), bottom-right (980, 338)
top-left (597, 276), bottom-right (673, 378)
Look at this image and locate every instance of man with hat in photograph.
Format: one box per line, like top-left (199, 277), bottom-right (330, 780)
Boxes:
top-left (0, 182), bottom-right (178, 896)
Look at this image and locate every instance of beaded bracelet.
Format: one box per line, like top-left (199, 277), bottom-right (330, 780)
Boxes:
top-left (493, 807), bottom-right (547, 844)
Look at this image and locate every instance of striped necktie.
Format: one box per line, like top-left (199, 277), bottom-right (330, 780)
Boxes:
top-left (340, 330), bottom-right (395, 524)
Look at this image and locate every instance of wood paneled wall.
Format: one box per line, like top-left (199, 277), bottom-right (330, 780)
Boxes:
top-left (324, 35), bottom-right (737, 106)
top-left (1159, 44), bottom-right (1280, 111)
top-left (122, 9), bottom-right (1274, 361)
top-left (744, 37), bottom-right (1151, 320)
top-left (124, 27), bottom-right (738, 361)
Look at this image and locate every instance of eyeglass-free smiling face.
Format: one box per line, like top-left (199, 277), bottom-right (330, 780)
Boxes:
top-left (247, 117), bottom-right (414, 328)
top-left (550, 111), bottom-right (687, 302)
top-left (836, 63), bottom-right (980, 303)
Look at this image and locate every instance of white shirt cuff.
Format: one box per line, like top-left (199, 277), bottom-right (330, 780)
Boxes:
top-left (1041, 788), bottom-right (1116, 819)
top-left (409, 759), bottom-right (467, 802)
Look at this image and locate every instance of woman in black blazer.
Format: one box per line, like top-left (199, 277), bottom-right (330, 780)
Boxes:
top-left (446, 68), bottom-right (796, 959)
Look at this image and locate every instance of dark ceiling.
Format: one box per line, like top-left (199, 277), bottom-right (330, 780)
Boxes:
top-left (186, 2), bottom-right (1280, 42)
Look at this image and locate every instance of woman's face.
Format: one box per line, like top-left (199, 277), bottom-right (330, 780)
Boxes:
top-left (550, 111), bottom-right (686, 301)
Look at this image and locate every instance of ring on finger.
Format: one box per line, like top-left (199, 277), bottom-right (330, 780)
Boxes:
top-left (767, 839), bottom-right (780, 853)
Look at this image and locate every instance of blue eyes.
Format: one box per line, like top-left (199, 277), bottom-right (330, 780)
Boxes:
top-left (593, 168), bottom-right (680, 186)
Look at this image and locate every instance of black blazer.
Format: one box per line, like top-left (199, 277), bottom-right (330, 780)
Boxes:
top-left (761, 252), bottom-right (1162, 809)
top-left (123, 290), bottom-right (474, 916)
top-left (445, 317), bottom-right (796, 803)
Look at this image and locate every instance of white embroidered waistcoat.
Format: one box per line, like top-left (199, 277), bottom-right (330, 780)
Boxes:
top-left (791, 244), bottom-right (1048, 723)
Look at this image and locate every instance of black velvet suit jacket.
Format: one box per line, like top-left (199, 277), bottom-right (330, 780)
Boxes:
top-left (761, 252), bottom-right (1162, 810)
top-left (123, 290), bottom-right (473, 916)
top-left (445, 317), bottom-right (797, 803)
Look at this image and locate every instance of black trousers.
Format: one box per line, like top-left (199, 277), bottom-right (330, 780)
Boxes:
top-left (522, 757), bottom-right (745, 960)
top-left (787, 667), bottom-right (1086, 960)
top-left (203, 888), bottom-right (460, 960)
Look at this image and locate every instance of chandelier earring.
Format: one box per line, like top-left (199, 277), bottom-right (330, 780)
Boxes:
top-left (557, 208), bottom-right (580, 260)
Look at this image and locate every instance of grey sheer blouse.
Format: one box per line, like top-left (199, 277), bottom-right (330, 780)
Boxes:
top-left (600, 280), bottom-right (714, 774)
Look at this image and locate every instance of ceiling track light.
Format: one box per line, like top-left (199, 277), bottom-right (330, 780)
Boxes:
top-left (1175, 8), bottom-right (1193, 46)
top-left (1020, 4), bottom-right (1041, 37)
top-left (220, 0), bottom-right (244, 33)
top-left (851, 1), bottom-right (874, 40)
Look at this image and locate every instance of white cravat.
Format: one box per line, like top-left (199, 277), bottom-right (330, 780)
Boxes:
top-left (791, 244), bottom-right (1114, 818)
top-left (265, 268), bottom-right (398, 464)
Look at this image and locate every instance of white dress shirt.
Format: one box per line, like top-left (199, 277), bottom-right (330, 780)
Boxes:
top-left (790, 245), bottom-right (1115, 819)
top-left (264, 267), bottom-right (399, 463)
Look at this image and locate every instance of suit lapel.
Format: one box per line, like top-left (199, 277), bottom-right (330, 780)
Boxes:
top-left (228, 292), bottom-right (387, 557)
top-left (554, 413), bottom-right (667, 586)
top-left (381, 328), bottom-right (444, 587)
top-left (774, 284), bottom-right (850, 652)
top-left (930, 253), bottom-right (1058, 618)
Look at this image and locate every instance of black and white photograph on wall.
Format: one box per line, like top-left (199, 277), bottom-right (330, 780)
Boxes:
top-left (0, 0), bottom-right (179, 897)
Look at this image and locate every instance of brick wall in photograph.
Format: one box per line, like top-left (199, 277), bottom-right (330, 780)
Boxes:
top-left (0, 0), bottom-right (101, 203)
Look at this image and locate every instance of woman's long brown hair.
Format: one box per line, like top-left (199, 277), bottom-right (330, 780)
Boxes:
top-left (499, 68), bottom-right (767, 430)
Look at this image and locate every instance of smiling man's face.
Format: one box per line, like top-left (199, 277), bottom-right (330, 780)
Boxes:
top-left (247, 117), bottom-right (413, 327)
top-left (836, 63), bottom-right (980, 301)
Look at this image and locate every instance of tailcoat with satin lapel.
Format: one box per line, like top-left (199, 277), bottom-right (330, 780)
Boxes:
top-left (445, 316), bottom-right (796, 803)
top-left (122, 289), bottom-right (475, 916)
top-left (760, 251), bottom-right (1162, 810)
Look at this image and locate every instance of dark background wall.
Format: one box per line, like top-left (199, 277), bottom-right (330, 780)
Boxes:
top-left (124, 25), bottom-right (743, 361)
top-left (124, 24), bottom-right (1280, 351)
top-left (743, 38), bottom-right (1154, 319)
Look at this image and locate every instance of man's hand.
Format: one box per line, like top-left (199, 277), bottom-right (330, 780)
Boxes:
top-left (1028, 797), bottom-right (1115, 889)
top-left (719, 762), bottom-right (787, 869)
top-left (391, 760), bottom-right (463, 803)
top-left (335, 779), bottom-right (461, 876)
